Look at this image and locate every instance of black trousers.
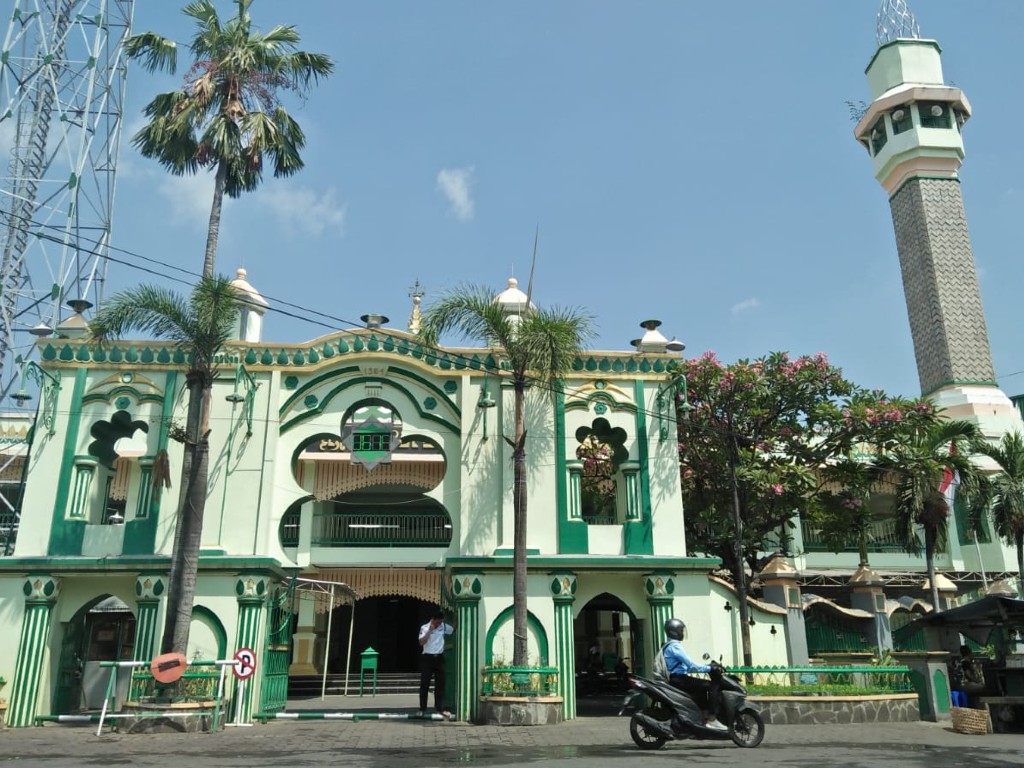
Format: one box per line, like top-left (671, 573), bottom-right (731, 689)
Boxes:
top-left (419, 653), bottom-right (446, 711)
top-left (669, 674), bottom-right (719, 715)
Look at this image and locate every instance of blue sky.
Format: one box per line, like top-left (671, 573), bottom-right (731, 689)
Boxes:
top-left (110, 1), bottom-right (1024, 401)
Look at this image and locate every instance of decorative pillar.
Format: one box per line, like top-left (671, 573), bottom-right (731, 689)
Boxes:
top-left (8, 576), bottom-right (60, 728)
top-left (233, 574), bottom-right (269, 723)
top-left (289, 592), bottom-right (318, 675)
top-left (644, 573), bottom-right (675, 677)
top-left (566, 460), bottom-right (583, 519)
top-left (133, 574), bottom-right (166, 663)
top-left (620, 461), bottom-right (641, 520)
top-left (549, 573), bottom-right (577, 720)
top-left (849, 565), bottom-right (892, 653)
top-left (759, 555), bottom-right (809, 664)
top-left (451, 573), bottom-right (483, 723)
top-left (922, 573), bottom-right (958, 612)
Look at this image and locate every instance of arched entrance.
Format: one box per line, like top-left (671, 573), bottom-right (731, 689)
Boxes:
top-left (54, 595), bottom-right (136, 713)
top-left (574, 593), bottom-right (638, 707)
top-left (327, 596), bottom-right (438, 673)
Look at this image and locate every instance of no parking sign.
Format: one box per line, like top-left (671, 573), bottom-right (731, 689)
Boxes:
top-left (233, 647), bottom-right (257, 681)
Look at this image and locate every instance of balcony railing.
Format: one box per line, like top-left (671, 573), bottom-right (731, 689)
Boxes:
top-left (0, 512), bottom-right (17, 556)
top-left (801, 519), bottom-right (925, 554)
top-left (311, 509), bottom-right (452, 547)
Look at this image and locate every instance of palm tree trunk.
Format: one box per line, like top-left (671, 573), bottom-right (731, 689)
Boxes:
top-left (1016, 535), bottom-right (1024, 600)
top-left (160, 373), bottom-right (210, 654)
top-left (202, 159), bottom-right (228, 279)
top-left (925, 526), bottom-right (940, 611)
top-left (512, 380), bottom-right (528, 667)
top-left (728, 438), bottom-right (753, 667)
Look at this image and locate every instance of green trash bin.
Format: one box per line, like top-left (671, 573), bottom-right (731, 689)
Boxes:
top-left (359, 647), bottom-right (379, 696)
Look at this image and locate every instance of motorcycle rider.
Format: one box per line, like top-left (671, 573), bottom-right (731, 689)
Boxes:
top-left (662, 617), bottom-right (728, 731)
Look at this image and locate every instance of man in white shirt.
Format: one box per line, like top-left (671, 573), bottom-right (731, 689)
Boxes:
top-left (417, 610), bottom-right (454, 718)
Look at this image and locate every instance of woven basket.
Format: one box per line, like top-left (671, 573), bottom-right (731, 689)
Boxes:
top-left (951, 706), bottom-right (989, 735)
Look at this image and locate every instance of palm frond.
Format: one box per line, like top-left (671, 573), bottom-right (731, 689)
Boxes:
top-left (125, 32), bottom-right (177, 73)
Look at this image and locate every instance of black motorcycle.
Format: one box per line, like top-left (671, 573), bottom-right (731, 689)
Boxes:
top-left (619, 663), bottom-right (765, 749)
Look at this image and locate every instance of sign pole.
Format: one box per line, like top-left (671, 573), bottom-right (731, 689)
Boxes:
top-left (321, 584), bottom-right (333, 701)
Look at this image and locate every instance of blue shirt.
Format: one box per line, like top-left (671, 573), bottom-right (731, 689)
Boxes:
top-left (663, 639), bottom-right (711, 676)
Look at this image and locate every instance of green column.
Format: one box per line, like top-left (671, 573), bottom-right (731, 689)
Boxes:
top-left (644, 573), bottom-right (676, 676)
top-left (550, 573), bottom-right (577, 720)
top-left (8, 576), bottom-right (61, 728)
top-left (233, 574), bottom-right (269, 724)
top-left (132, 575), bottom-right (166, 663)
top-left (452, 573), bottom-right (483, 723)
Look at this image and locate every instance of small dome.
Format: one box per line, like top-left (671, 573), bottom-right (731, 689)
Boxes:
top-left (921, 573), bottom-right (957, 592)
top-left (493, 277), bottom-right (534, 314)
top-left (229, 267), bottom-right (269, 310)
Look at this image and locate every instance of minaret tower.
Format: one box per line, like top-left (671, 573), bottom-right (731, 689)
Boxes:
top-left (855, 0), bottom-right (1021, 438)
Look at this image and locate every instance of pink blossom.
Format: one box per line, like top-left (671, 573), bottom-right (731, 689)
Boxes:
top-left (771, 484), bottom-right (784, 496)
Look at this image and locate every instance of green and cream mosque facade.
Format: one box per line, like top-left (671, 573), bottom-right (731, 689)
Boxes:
top-left (0, 272), bottom-right (793, 727)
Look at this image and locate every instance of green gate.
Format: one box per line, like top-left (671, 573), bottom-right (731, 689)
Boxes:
top-left (805, 607), bottom-right (872, 655)
top-left (259, 579), bottom-right (295, 712)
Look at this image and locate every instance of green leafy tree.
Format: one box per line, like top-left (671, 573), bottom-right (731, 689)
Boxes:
top-left (970, 431), bottom-right (1024, 599)
top-left (813, 393), bottom-right (939, 568)
top-left (418, 285), bottom-right (594, 666)
top-left (89, 277), bottom-right (241, 654)
top-left (877, 419), bottom-right (984, 610)
top-left (126, 0), bottom-right (333, 278)
top-left (677, 351), bottom-right (879, 665)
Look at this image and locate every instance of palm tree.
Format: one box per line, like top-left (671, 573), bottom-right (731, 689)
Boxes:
top-left (90, 277), bottom-right (241, 654)
top-left (971, 431), bottom-right (1024, 599)
top-left (125, 0), bottom-right (333, 278)
top-left (418, 284), bottom-right (594, 666)
top-left (879, 419), bottom-right (983, 610)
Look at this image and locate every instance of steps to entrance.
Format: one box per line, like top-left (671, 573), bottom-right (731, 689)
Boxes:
top-left (289, 672), bottom-right (420, 698)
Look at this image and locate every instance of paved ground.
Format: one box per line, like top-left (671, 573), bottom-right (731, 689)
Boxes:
top-left (4, 709), bottom-right (1024, 768)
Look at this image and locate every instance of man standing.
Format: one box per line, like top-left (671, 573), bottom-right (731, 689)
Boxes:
top-left (418, 610), bottom-right (454, 718)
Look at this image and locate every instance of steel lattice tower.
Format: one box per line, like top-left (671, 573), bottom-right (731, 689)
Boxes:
top-left (0, 0), bottom-right (134, 402)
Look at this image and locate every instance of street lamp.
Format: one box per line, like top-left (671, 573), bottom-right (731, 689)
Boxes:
top-left (12, 362), bottom-right (62, 435)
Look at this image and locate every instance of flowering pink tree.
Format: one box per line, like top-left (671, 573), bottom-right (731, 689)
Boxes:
top-left (676, 351), bottom-right (922, 664)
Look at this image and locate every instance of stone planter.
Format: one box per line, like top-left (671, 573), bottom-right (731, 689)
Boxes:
top-left (480, 695), bottom-right (564, 726)
top-left (119, 699), bottom-right (222, 733)
top-left (753, 693), bottom-right (920, 725)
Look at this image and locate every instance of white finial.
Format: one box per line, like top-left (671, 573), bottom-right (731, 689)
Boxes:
top-left (877, 0), bottom-right (921, 47)
top-left (237, 268), bottom-right (247, 280)
top-left (508, 277), bottom-right (519, 288)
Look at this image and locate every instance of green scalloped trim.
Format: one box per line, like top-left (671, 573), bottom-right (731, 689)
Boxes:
top-left (564, 390), bottom-right (637, 414)
top-left (82, 385), bottom-right (165, 406)
top-left (36, 337), bottom-right (673, 378)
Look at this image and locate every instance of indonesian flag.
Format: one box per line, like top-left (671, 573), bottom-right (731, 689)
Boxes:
top-left (939, 440), bottom-right (957, 505)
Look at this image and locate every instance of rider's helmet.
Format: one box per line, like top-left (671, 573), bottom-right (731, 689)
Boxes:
top-left (664, 617), bottom-right (686, 641)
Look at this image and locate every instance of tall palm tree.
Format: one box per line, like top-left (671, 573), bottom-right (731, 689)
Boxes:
top-left (125, 0), bottom-right (333, 278)
top-left (879, 419), bottom-right (983, 610)
top-left (418, 285), bottom-right (594, 666)
top-left (971, 431), bottom-right (1024, 599)
top-left (90, 277), bottom-right (241, 654)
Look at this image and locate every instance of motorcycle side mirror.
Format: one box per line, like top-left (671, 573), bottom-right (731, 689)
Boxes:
top-left (702, 653), bottom-right (711, 661)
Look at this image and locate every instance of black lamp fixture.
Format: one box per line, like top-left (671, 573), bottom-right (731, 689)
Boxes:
top-left (723, 602), bottom-right (733, 612)
top-left (770, 626), bottom-right (778, 636)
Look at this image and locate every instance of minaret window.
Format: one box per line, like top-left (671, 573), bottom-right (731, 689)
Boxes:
top-left (919, 102), bottom-right (951, 129)
top-left (869, 116), bottom-right (888, 155)
top-left (890, 105), bottom-right (912, 135)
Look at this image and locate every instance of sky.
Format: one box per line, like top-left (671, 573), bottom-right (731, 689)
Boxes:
top-left (99, 1), bottom-right (1024, 401)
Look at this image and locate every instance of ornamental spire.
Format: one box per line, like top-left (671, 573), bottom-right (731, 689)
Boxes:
top-left (876, 0), bottom-right (921, 47)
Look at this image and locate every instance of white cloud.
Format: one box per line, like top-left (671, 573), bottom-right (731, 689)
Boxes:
top-left (157, 171), bottom-right (220, 226)
top-left (436, 167), bottom-right (475, 221)
top-left (258, 183), bottom-right (346, 236)
top-left (731, 298), bottom-right (761, 315)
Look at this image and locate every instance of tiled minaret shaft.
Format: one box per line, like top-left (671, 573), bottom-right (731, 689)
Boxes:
top-left (854, 29), bottom-right (1021, 438)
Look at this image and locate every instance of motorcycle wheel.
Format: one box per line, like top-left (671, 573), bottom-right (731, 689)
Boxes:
top-left (729, 708), bottom-right (765, 748)
top-left (629, 709), bottom-right (668, 750)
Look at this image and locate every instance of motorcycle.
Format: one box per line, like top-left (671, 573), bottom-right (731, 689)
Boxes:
top-left (619, 661), bottom-right (765, 749)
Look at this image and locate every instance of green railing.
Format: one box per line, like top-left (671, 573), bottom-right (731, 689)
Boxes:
top-left (129, 667), bottom-right (222, 702)
top-left (801, 519), bottom-right (912, 554)
top-left (480, 666), bottom-right (559, 697)
top-left (0, 512), bottom-right (17, 555)
top-left (312, 509), bottom-right (452, 547)
top-left (730, 665), bottom-right (915, 695)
